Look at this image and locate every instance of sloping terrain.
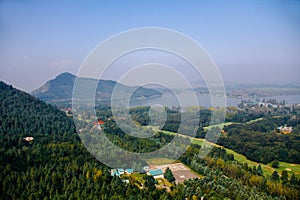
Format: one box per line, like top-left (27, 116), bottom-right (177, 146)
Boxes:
top-left (32, 72), bottom-right (162, 105)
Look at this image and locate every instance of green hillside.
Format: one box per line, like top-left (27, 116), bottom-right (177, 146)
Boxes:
top-left (0, 81), bottom-right (163, 199)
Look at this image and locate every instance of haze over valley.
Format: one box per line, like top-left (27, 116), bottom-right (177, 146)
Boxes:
top-left (1, 1), bottom-right (300, 199)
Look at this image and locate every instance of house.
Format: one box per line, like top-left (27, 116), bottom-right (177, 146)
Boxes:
top-left (111, 169), bottom-right (120, 176)
top-left (65, 108), bottom-right (72, 116)
top-left (97, 119), bottom-right (105, 125)
top-left (125, 168), bottom-right (133, 174)
top-left (278, 125), bottom-right (293, 134)
top-left (114, 171), bottom-right (120, 177)
top-left (148, 169), bottom-right (163, 179)
top-left (93, 119), bottom-right (105, 130)
top-left (143, 166), bottom-right (150, 172)
top-left (117, 168), bottom-right (125, 175)
top-left (23, 137), bottom-right (33, 142)
top-left (111, 169), bottom-right (124, 177)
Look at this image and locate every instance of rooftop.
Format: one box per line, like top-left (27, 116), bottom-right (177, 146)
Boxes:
top-left (149, 169), bottom-right (163, 176)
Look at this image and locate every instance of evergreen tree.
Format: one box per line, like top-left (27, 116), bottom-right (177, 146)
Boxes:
top-left (252, 166), bottom-right (257, 175)
top-left (164, 167), bottom-right (175, 183)
top-left (281, 170), bottom-right (288, 185)
top-left (290, 174), bottom-right (297, 185)
top-left (257, 164), bottom-right (263, 176)
top-left (271, 160), bottom-right (279, 168)
top-left (144, 175), bottom-right (156, 190)
top-left (271, 171), bottom-right (280, 181)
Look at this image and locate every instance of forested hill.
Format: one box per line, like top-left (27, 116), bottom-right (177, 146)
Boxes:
top-left (0, 81), bottom-right (167, 199)
top-left (0, 81), bottom-right (75, 137)
top-left (0, 81), bottom-right (149, 199)
top-left (31, 72), bottom-right (162, 105)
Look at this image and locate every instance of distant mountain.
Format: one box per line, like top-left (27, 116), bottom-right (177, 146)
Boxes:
top-left (32, 72), bottom-right (76, 101)
top-left (32, 72), bottom-right (162, 105)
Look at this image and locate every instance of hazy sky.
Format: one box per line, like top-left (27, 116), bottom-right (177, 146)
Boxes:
top-left (0, 0), bottom-right (300, 92)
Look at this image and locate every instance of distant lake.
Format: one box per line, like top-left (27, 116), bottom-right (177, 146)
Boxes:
top-left (130, 92), bottom-right (300, 108)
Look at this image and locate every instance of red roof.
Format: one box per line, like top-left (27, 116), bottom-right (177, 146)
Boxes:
top-left (98, 119), bottom-right (105, 125)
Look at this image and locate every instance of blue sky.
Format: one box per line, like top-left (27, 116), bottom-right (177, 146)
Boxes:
top-left (0, 0), bottom-right (300, 92)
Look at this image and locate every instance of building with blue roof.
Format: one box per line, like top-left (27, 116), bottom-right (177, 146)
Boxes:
top-left (117, 168), bottom-right (124, 174)
top-left (125, 168), bottom-right (133, 174)
top-left (148, 169), bottom-right (163, 179)
top-left (111, 168), bottom-right (134, 176)
top-left (110, 169), bottom-right (121, 177)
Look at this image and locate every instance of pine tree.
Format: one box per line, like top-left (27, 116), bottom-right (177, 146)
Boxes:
top-left (281, 170), bottom-right (288, 185)
top-left (271, 171), bottom-right (280, 181)
top-left (257, 164), bottom-right (263, 176)
top-left (144, 175), bottom-right (156, 190)
top-left (290, 174), bottom-right (297, 185)
top-left (164, 167), bottom-right (176, 183)
top-left (271, 160), bottom-right (279, 168)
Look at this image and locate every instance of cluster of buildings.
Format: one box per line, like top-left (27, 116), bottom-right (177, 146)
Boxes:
top-left (142, 166), bottom-right (164, 179)
top-left (111, 166), bottom-right (164, 179)
top-left (278, 125), bottom-right (293, 134)
top-left (110, 168), bottom-right (134, 176)
top-left (239, 101), bottom-right (283, 109)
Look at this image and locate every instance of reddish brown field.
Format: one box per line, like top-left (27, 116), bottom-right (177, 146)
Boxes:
top-left (155, 163), bottom-right (199, 184)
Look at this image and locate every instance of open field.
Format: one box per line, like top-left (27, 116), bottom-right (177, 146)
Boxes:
top-left (269, 162), bottom-right (300, 177)
top-left (246, 117), bottom-right (264, 124)
top-left (203, 122), bottom-right (235, 130)
top-left (155, 163), bottom-right (200, 184)
top-left (146, 157), bottom-right (178, 165)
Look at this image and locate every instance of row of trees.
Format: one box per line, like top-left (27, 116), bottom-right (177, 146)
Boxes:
top-left (180, 144), bottom-right (300, 199)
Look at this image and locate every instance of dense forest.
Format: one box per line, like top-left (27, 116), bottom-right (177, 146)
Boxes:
top-left (219, 118), bottom-right (300, 164)
top-left (1, 81), bottom-right (300, 199)
top-left (0, 81), bottom-right (159, 199)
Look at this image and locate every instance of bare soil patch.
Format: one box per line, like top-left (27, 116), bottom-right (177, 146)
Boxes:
top-left (155, 163), bottom-right (200, 184)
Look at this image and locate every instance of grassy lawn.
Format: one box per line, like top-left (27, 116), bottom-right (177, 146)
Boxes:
top-left (203, 122), bottom-right (235, 130)
top-left (246, 117), bottom-right (264, 124)
top-left (146, 157), bottom-right (178, 165)
top-left (191, 138), bottom-right (204, 146)
top-left (225, 148), bottom-right (258, 165)
top-left (222, 147), bottom-right (300, 178)
top-left (268, 162), bottom-right (300, 177)
top-left (223, 148), bottom-right (273, 176)
top-left (158, 129), bottom-right (177, 136)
